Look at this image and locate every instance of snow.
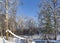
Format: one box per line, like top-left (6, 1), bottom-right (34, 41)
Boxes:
top-left (0, 37), bottom-right (15, 43)
top-left (0, 37), bottom-right (3, 43)
top-left (0, 29), bottom-right (26, 43)
top-left (6, 29), bottom-right (25, 40)
top-left (0, 29), bottom-right (60, 43)
top-left (0, 34), bottom-right (59, 43)
top-left (57, 35), bottom-right (60, 40)
top-left (0, 37), bottom-right (25, 43)
top-left (32, 41), bottom-right (35, 43)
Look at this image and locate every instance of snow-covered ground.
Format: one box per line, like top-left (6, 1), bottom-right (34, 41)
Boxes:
top-left (57, 35), bottom-right (60, 40)
top-left (0, 29), bottom-right (26, 43)
top-left (0, 30), bottom-right (26, 43)
top-left (0, 37), bottom-right (16, 43)
top-left (0, 37), bottom-right (3, 43)
top-left (0, 36), bottom-right (60, 43)
top-left (0, 34), bottom-right (60, 43)
top-left (0, 37), bottom-right (25, 43)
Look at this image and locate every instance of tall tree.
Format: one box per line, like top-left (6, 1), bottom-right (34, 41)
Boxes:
top-left (8, 0), bottom-right (18, 33)
top-left (38, 0), bottom-right (60, 40)
top-left (0, 0), bottom-right (6, 36)
top-left (0, 0), bottom-right (19, 37)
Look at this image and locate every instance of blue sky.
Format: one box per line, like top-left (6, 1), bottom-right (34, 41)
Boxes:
top-left (16, 0), bottom-right (40, 20)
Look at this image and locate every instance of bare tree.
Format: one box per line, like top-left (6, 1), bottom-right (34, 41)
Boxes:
top-left (0, 0), bottom-right (6, 36)
top-left (38, 0), bottom-right (60, 40)
top-left (8, 0), bottom-right (18, 33)
top-left (26, 18), bottom-right (37, 35)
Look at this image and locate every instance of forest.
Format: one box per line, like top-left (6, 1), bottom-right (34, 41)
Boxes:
top-left (0, 0), bottom-right (60, 40)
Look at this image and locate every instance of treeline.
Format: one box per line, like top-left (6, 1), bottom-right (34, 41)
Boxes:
top-left (0, 14), bottom-right (39, 36)
top-left (14, 17), bottom-right (39, 35)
